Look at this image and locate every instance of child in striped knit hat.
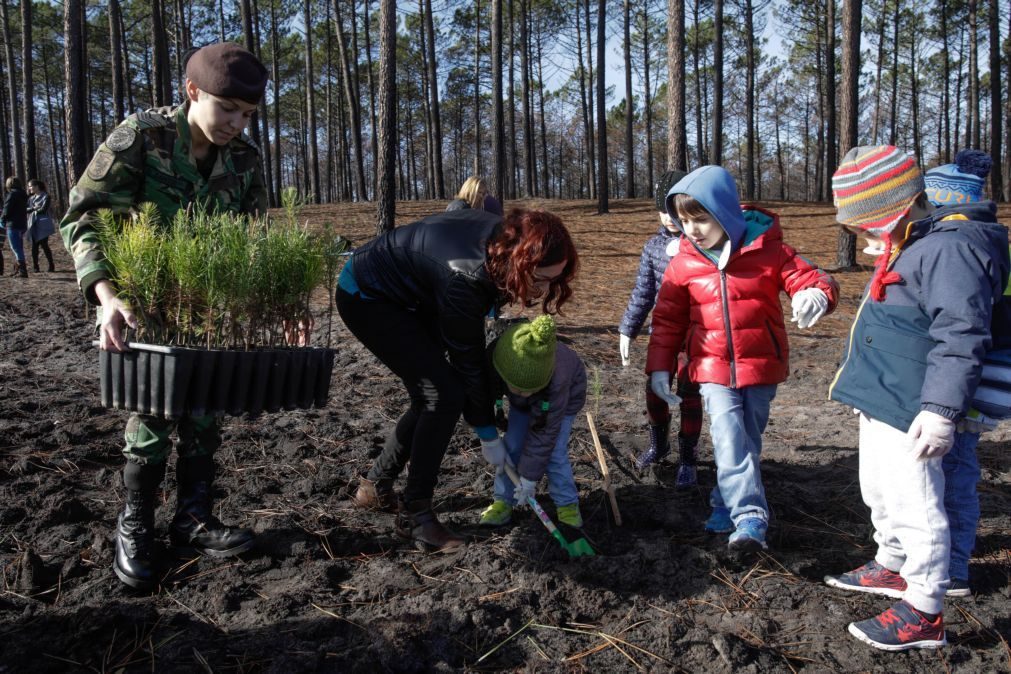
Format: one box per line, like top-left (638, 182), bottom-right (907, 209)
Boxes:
top-left (824, 145), bottom-right (1010, 652)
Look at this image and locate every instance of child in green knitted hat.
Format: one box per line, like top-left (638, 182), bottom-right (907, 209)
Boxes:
top-left (482, 314), bottom-right (588, 528)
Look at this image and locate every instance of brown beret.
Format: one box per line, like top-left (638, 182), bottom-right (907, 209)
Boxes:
top-left (185, 42), bottom-right (268, 104)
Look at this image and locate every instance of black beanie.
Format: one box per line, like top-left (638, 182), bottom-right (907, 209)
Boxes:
top-left (654, 170), bottom-right (688, 212)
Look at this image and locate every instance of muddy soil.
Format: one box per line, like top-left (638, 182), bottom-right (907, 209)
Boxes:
top-left (1, 199), bottom-right (1009, 673)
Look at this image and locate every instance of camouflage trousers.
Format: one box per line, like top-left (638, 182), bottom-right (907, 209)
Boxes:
top-left (123, 413), bottom-right (220, 465)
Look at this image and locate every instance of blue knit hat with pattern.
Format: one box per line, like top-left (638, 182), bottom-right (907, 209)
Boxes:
top-left (924, 149), bottom-right (991, 206)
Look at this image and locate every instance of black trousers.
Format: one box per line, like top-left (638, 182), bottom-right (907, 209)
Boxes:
top-left (32, 238), bottom-right (53, 271)
top-left (337, 288), bottom-right (467, 503)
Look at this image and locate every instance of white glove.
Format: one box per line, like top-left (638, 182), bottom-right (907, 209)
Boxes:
top-left (512, 477), bottom-right (537, 507)
top-left (907, 410), bottom-right (956, 460)
top-left (619, 334), bottom-right (632, 366)
top-left (649, 371), bottom-right (682, 406)
top-left (480, 437), bottom-right (507, 466)
top-left (790, 288), bottom-right (829, 329)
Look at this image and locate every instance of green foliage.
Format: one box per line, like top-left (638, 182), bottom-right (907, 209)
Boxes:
top-left (99, 202), bottom-right (347, 349)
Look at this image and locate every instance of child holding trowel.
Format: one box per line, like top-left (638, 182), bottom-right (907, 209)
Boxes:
top-left (480, 314), bottom-right (588, 529)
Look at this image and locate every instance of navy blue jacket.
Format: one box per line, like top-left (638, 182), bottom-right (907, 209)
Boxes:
top-left (829, 202), bottom-right (1010, 431)
top-left (619, 224), bottom-right (679, 338)
top-left (350, 209), bottom-right (504, 427)
top-left (2, 187), bottom-right (28, 230)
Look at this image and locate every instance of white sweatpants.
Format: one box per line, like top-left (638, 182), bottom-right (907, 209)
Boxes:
top-left (859, 413), bottom-right (950, 615)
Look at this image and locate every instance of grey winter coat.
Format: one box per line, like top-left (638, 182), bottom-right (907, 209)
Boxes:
top-left (28, 192), bottom-right (55, 242)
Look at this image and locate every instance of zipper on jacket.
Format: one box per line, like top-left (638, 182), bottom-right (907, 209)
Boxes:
top-left (721, 270), bottom-right (737, 388)
top-left (828, 292), bottom-right (870, 399)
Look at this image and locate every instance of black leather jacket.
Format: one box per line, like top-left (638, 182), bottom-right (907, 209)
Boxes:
top-left (351, 209), bottom-right (504, 426)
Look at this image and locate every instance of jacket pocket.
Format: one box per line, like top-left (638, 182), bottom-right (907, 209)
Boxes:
top-left (765, 318), bottom-right (782, 360)
top-left (862, 322), bottom-right (934, 363)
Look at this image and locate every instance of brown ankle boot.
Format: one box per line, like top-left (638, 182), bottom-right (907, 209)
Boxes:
top-left (353, 477), bottom-right (398, 513)
top-left (395, 499), bottom-right (466, 552)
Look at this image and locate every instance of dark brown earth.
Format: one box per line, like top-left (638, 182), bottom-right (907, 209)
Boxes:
top-left (1, 199), bottom-right (1009, 672)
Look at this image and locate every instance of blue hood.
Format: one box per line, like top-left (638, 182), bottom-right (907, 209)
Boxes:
top-left (664, 165), bottom-right (747, 255)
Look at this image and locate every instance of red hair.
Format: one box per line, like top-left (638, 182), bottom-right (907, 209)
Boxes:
top-left (486, 208), bottom-right (578, 313)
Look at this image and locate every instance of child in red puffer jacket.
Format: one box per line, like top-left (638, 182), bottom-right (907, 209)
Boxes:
top-left (646, 165), bottom-right (839, 554)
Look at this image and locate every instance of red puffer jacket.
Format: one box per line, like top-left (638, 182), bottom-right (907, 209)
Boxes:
top-left (645, 206), bottom-right (839, 388)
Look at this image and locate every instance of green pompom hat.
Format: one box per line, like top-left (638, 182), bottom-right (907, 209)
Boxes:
top-left (493, 314), bottom-right (557, 392)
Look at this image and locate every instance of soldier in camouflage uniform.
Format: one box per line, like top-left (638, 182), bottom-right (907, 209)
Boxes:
top-left (60, 43), bottom-right (269, 591)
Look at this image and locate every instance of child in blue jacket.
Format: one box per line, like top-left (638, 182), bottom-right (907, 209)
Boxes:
top-left (618, 170), bottom-right (703, 487)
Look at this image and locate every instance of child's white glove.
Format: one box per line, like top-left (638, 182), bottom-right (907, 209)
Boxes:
top-left (649, 371), bottom-right (682, 406)
top-left (619, 334), bottom-right (632, 366)
top-left (790, 288), bottom-right (829, 329)
top-left (480, 437), bottom-right (507, 466)
top-left (907, 410), bottom-right (956, 460)
top-left (512, 477), bottom-right (537, 507)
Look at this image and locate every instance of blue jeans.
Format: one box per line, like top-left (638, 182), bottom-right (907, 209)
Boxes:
top-left (495, 410), bottom-right (578, 507)
top-left (7, 227), bottom-right (25, 263)
top-left (943, 430), bottom-right (981, 582)
top-left (701, 383), bottom-right (777, 525)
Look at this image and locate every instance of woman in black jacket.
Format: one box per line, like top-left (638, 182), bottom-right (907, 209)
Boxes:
top-left (337, 207), bottom-right (578, 551)
top-left (2, 177), bottom-right (29, 278)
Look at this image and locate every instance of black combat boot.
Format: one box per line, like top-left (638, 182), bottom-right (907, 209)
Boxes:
top-left (169, 455), bottom-right (255, 558)
top-left (634, 420), bottom-right (671, 470)
top-left (113, 461), bottom-right (166, 590)
top-left (395, 499), bottom-right (466, 552)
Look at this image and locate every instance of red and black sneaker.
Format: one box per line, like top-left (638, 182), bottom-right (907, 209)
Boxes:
top-left (848, 600), bottom-right (946, 651)
top-left (824, 560), bottom-right (907, 598)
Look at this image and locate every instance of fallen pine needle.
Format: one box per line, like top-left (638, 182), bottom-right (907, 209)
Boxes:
top-left (476, 618), bottom-right (535, 663)
top-left (311, 603), bottom-right (368, 631)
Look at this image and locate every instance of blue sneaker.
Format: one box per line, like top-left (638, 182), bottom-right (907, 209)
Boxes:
top-left (728, 517), bottom-right (768, 553)
top-left (704, 507), bottom-right (734, 533)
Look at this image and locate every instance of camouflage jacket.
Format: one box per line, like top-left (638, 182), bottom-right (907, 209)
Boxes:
top-left (60, 103), bottom-right (268, 304)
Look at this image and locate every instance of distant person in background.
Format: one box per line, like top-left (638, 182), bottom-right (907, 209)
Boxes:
top-left (446, 176), bottom-right (490, 211)
top-left (27, 179), bottom-right (56, 273)
top-left (2, 176), bottom-right (29, 278)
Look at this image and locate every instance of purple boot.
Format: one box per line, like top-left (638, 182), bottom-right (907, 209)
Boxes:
top-left (635, 421), bottom-right (671, 470)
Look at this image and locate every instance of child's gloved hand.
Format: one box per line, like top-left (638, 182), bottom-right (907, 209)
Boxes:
top-left (907, 410), bottom-right (956, 459)
top-left (649, 371), bottom-right (682, 406)
top-left (790, 288), bottom-right (829, 329)
top-left (512, 477), bottom-right (537, 506)
top-left (619, 334), bottom-right (632, 366)
top-left (480, 437), bottom-right (507, 466)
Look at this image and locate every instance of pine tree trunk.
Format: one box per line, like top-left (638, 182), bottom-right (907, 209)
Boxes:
top-left (667, 0), bottom-right (686, 172)
top-left (623, 0), bottom-right (634, 197)
top-left (836, 0), bottom-right (861, 269)
top-left (968, 0), bottom-right (979, 148)
top-left (21, 0), bottom-right (36, 179)
top-left (424, 0), bottom-right (445, 198)
top-left (364, 0), bottom-right (378, 200)
top-left (474, 0), bottom-right (482, 177)
top-left (691, 0), bottom-right (705, 166)
top-left (334, 0), bottom-right (367, 200)
top-left (889, 0), bottom-right (899, 145)
top-left (744, 0), bottom-right (755, 199)
top-left (596, 0), bottom-right (607, 212)
top-left (1, 0), bottom-right (23, 180)
top-left (151, 0), bottom-right (172, 106)
top-left (520, 0), bottom-right (533, 195)
top-left (271, 0), bottom-right (283, 202)
top-left (940, 0), bottom-right (950, 161)
top-left (871, 2), bottom-right (885, 143)
top-left (536, 28), bottom-right (549, 197)
top-left (583, 0), bottom-right (596, 196)
top-left (376, 0), bottom-right (397, 233)
top-left (642, 3), bottom-right (653, 192)
top-left (305, 0), bottom-right (321, 202)
top-left (989, 0), bottom-right (1003, 200)
top-left (909, 33), bottom-right (921, 161)
top-left (491, 0), bottom-right (505, 200)
top-left (109, 0), bottom-right (125, 122)
top-left (251, 0), bottom-right (274, 207)
top-left (710, 0), bottom-right (723, 165)
top-left (239, 0), bottom-right (263, 147)
top-left (64, 0), bottom-right (88, 183)
top-left (823, 0), bottom-right (836, 201)
top-left (507, 0), bottom-right (516, 198)
top-left (575, 1), bottom-right (593, 199)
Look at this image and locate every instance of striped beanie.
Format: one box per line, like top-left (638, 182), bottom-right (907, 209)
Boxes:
top-left (832, 145), bottom-right (924, 238)
top-left (924, 149), bottom-right (991, 206)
